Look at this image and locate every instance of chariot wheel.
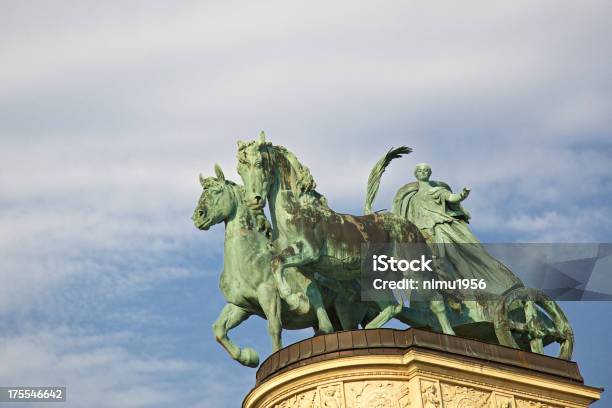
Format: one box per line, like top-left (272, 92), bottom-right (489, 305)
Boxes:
top-left (494, 287), bottom-right (574, 360)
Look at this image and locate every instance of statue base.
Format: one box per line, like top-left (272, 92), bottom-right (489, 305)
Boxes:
top-left (243, 328), bottom-right (601, 408)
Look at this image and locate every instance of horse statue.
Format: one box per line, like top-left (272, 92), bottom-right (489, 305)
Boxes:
top-left (192, 165), bottom-right (381, 367)
top-left (236, 133), bottom-right (456, 334)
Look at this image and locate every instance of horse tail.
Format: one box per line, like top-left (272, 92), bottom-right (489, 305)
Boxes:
top-left (364, 146), bottom-right (412, 214)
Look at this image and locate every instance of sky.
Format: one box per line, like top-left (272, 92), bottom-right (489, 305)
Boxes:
top-left (1, 1), bottom-right (611, 406)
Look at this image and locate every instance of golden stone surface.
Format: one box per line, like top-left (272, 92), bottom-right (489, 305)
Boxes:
top-left (243, 332), bottom-right (601, 408)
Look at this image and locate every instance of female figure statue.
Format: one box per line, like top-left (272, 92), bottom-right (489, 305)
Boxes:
top-left (392, 163), bottom-right (522, 297)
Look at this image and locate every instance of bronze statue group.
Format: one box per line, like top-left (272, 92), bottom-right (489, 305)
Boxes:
top-left (193, 133), bottom-right (573, 367)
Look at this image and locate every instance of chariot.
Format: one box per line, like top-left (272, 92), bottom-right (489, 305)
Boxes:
top-left (416, 284), bottom-right (574, 359)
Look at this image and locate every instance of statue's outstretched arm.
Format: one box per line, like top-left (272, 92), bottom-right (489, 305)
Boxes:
top-left (446, 187), bottom-right (471, 203)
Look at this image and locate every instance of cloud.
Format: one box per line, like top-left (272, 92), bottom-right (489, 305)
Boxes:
top-left (0, 327), bottom-right (251, 408)
top-left (0, 180), bottom-right (226, 320)
top-left (1, 1), bottom-right (611, 406)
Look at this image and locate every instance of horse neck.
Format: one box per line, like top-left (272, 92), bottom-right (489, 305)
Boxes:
top-left (267, 148), bottom-right (325, 230)
top-left (220, 187), bottom-right (269, 293)
top-left (222, 186), bottom-right (248, 243)
top-left (267, 151), bottom-right (298, 236)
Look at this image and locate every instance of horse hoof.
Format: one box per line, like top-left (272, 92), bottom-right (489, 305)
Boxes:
top-left (239, 347), bottom-right (260, 367)
top-left (319, 323), bottom-right (334, 334)
top-left (364, 321), bottom-right (381, 330)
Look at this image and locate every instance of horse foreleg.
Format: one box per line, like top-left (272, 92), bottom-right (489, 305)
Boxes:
top-left (428, 294), bottom-right (456, 335)
top-left (305, 280), bottom-right (334, 334)
top-left (364, 301), bottom-right (403, 329)
top-left (394, 305), bottom-right (431, 328)
top-left (401, 287), bottom-right (455, 334)
top-left (271, 241), bottom-right (318, 314)
top-left (334, 297), bottom-right (360, 331)
top-left (257, 283), bottom-right (283, 352)
top-left (212, 303), bottom-right (259, 367)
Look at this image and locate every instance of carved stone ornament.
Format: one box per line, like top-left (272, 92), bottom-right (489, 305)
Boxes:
top-left (275, 389), bottom-right (319, 408)
top-left (441, 383), bottom-right (491, 408)
top-left (345, 380), bottom-right (411, 408)
top-left (515, 399), bottom-right (560, 408)
top-left (492, 392), bottom-right (516, 408)
top-left (420, 379), bottom-right (442, 408)
top-left (318, 383), bottom-right (345, 408)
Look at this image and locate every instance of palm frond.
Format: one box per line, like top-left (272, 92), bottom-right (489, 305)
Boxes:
top-left (364, 146), bottom-right (412, 214)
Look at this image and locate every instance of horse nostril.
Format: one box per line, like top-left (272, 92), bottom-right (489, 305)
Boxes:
top-left (254, 196), bottom-right (262, 203)
top-left (198, 210), bottom-right (205, 217)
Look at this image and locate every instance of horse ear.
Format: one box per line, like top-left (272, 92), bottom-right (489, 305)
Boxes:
top-left (259, 131), bottom-right (266, 145)
top-left (199, 173), bottom-right (206, 187)
top-left (214, 164), bottom-right (225, 182)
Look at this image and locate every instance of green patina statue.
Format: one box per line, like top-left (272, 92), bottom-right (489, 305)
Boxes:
top-left (192, 132), bottom-right (575, 366)
top-left (387, 162), bottom-right (573, 358)
top-left (192, 165), bottom-right (381, 366)
top-left (236, 133), bottom-right (456, 335)
top-left (392, 163), bottom-right (524, 296)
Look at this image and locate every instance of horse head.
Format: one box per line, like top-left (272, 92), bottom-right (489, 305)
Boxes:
top-left (236, 132), bottom-right (274, 211)
top-left (237, 131), bottom-right (320, 211)
top-left (192, 164), bottom-right (238, 230)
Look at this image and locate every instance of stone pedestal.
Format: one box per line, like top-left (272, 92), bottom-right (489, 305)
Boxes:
top-left (243, 328), bottom-right (601, 408)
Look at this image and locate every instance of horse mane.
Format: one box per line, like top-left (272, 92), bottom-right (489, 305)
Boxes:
top-left (202, 176), bottom-right (272, 239)
top-left (237, 139), bottom-right (329, 208)
top-left (201, 176), bottom-right (238, 190)
top-left (271, 145), bottom-right (329, 208)
top-left (274, 145), bottom-right (316, 192)
top-left (225, 181), bottom-right (272, 239)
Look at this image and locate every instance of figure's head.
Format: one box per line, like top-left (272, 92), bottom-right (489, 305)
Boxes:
top-left (236, 131), bottom-right (273, 210)
top-left (414, 163), bottom-right (432, 182)
top-left (192, 164), bottom-right (237, 230)
top-left (324, 388), bottom-right (336, 397)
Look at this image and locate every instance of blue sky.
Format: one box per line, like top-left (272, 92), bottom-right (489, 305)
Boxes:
top-left (1, 1), bottom-right (611, 406)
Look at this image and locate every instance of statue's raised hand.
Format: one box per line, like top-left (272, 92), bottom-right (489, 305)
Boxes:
top-left (460, 187), bottom-right (471, 200)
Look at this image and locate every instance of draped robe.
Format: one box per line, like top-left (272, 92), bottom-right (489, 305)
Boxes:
top-left (392, 181), bottom-right (522, 297)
